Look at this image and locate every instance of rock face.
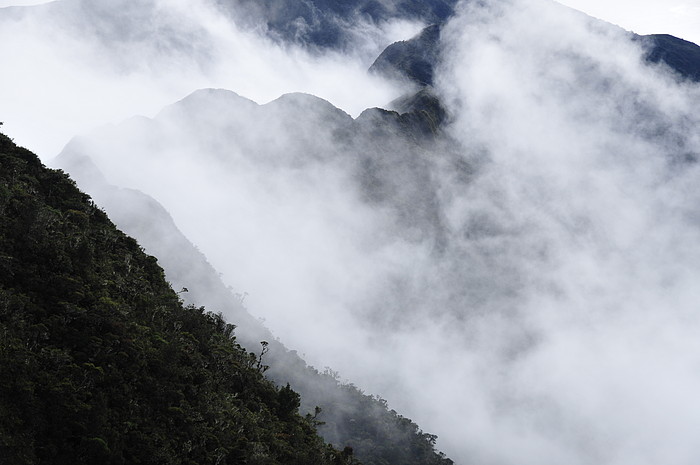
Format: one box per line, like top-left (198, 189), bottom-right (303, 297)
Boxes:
top-left (641, 34), bottom-right (700, 82)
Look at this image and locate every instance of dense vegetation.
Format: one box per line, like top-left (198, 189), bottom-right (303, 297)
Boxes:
top-left (271, 359), bottom-right (455, 465)
top-left (0, 131), bottom-right (357, 465)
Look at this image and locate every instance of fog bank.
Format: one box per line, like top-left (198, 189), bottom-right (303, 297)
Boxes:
top-left (0, 0), bottom-right (414, 158)
top-left (425, 0), bottom-right (700, 462)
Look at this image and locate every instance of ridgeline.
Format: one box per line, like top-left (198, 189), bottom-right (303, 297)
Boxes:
top-left (0, 131), bottom-right (357, 465)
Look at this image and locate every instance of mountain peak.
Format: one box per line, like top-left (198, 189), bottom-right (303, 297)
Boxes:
top-left (640, 34), bottom-right (700, 81)
top-left (157, 88), bottom-right (259, 120)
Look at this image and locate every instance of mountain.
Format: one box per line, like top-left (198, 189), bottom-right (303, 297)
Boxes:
top-left (0, 0), bottom-right (457, 55)
top-left (371, 23), bottom-right (700, 90)
top-left (56, 90), bottom-right (456, 465)
top-left (215, 0), bottom-right (457, 49)
top-left (56, 87), bottom-right (455, 266)
top-left (0, 131), bottom-right (361, 465)
top-left (369, 23), bottom-right (441, 86)
top-left (641, 34), bottom-right (700, 82)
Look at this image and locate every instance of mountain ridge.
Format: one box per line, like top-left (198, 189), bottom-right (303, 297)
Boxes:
top-left (55, 91), bottom-right (457, 465)
top-left (0, 131), bottom-right (359, 465)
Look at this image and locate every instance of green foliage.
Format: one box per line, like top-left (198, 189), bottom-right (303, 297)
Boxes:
top-left (0, 133), bottom-right (347, 465)
top-left (313, 376), bottom-right (454, 465)
top-left (267, 356), bottom-right (454, 465)
top-left (277, 384), bottom-right (301, 419)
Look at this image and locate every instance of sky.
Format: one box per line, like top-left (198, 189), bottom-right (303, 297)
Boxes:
top-left (557, 0), bottom-right (700, 45)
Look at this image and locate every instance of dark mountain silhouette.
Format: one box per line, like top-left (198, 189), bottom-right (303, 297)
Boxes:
top-left (640, 34), bottom-right (700, 82)
top-left (370, 23), bottom-right (700, 96)
top-left (370, 23), bottom-right (441, 86)
top-left (215, 0), bottom-right (457, 49)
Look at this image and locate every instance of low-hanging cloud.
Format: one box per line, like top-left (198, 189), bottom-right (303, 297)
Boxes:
top-left (0, 0), bottom-right (420, 158)
top-left (420, 0), bottom-right (700, 463)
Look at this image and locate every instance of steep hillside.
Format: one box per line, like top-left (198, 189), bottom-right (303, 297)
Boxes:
top-left (55, 90), bottom-right (460, 335)
top-left (0, 131), bottom-right (356, 465)
top-left (56, 93), bottom-right (456, 465)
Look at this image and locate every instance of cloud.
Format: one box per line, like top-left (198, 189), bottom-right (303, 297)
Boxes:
top-left (422, 0), bottom-right (700, 462)
top-left (0, 0), bottom-right (418, 158)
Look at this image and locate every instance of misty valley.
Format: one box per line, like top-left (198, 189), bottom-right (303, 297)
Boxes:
top-left (2, 0), bottom-right (700, 464)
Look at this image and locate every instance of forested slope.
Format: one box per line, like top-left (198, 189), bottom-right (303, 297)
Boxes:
top-left (0, 131), bottom-right (355, 465)
top-left (56, 92), bottom-right (456, 465)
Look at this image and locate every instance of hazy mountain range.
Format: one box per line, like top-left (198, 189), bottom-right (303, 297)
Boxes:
top-left (3, 0), bottom-right (700, 464)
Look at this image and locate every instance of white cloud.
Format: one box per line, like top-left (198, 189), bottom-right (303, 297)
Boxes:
top-left (427, 0), bottom-right (700, 461)
top-left (0, 0), bottom-right (411, 158)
